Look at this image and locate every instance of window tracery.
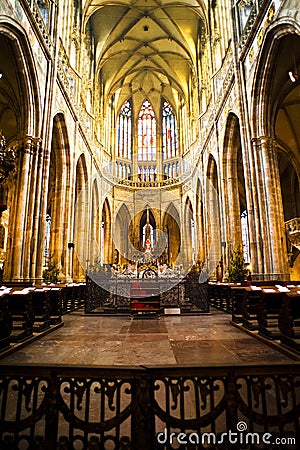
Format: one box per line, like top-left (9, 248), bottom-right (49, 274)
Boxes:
top-left (117, 100), bottom-right (132, 159)
top-left (162, 99), bottom-right (178, 159)
top-left (138, 100), bottom-right (156, 161)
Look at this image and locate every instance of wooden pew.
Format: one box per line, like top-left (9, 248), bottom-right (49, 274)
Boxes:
top-left (8, 289), bottom-right (34, 342)
top-left (0, 289), bottom-right (13, 350)
top-left (241, 287), bottom-right (262, 330)
top-left (31, 288), bottom-right (51, 332)
top-left (256, 287), bottom-right (284, 339)
top-left (230, 285), bottom-right (247, 323)
top-left (240, 282), bottom-right (285, 331)
top-left (278, 291), bottom-right (300, 353)
top-left (45, 287), bottom-right (63, 324)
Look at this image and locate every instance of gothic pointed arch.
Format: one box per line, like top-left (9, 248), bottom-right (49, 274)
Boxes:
top-left (140, 207), bottom-right (156, 250)
top-left (184, 197), bottom-right (195, 268)
top-left (223, 113), bottom-right (248, 259)
top-left (102, 198), bottom-right (113, 265)
top-left (91, 179), bottom-right (100, 267)
top-left (162, 203), bottom-right (180, 266)
top-left (73, 153), bottom-right (89, 280)
top-left (0, 21), bottom-right (41, 281)
top-left (206, 154), bottom-right (221, 276)
top-left (114, 203), bottom-right (131, 264)
top-left (251, 27), bottom-right (300, 278)
top-left (46, 113), bottom-right (71, 281)
top-left (162, 98), bottom-right (178, 160)
top-left (0, 20), bottom-right (41, 138)
top-left (195, 178), bottom-right (205, 263)
top-left (137, 99), bottom-right (156, 162)
top-left (116, 98), bottom-right (132, 160)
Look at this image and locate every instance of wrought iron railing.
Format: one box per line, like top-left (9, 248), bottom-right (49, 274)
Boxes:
top-left (0, 364), bottom-right (299, 449)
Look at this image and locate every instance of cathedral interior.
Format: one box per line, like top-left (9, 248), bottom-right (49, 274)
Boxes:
top-left (0, 0), bottom-right (299, 283)
top-left (0, 1), bottom-right (300, 448)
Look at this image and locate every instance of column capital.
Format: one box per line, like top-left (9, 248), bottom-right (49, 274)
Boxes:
top-left (251, 136), bottom-right (276, 151)
top-left (16, 136), bottom-right (42, 155)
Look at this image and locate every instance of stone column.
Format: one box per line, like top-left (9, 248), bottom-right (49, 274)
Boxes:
top-left (30, 139), bottom-right (45, 283)
top-left (254, 136), bottom-right (289, 279)
top-left (22, 138), bottom-right (42, 281)
top-left (8, 137), bottom-right (34, 281)
top-left (243, 139), bottom-right (264, 277)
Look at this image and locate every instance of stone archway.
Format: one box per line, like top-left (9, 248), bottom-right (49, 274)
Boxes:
top-left (274, 35), bottom-right (300, 278)
top-left (90, 179), bottom-right (101, 267)
top-left (162, 203), bottom-right (180, 266)
top-left (206, 154), bottom-right (221, 277)
top-left (46, 113), bottom-right (71, 281)
top-left (223, 113), bottom-right (248, 264)
top-left (114, 203), bottom-right (131, 265)
top-left (73, 154), bottom-right (89, 280)
top-left (102, 198), bottom-right (113, 265)
top-left (195, 179), bottom-right (205, 264)
top-left (0, 24), bottom-right (41, 282)
top-left (183, 197), bottom-right (195, 268)
top-left (252, 29), bottom-right (300, 279)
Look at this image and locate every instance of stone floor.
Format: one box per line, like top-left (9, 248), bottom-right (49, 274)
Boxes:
top-left (0, 308), bottom-right (296, 367)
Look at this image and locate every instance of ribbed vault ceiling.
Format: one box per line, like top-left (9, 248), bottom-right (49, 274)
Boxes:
top-left (83, 0), bottom-right (207, 112)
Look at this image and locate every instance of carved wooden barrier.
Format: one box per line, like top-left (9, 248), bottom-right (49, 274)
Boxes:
top-left (0, 364), bottom-right (299, 449)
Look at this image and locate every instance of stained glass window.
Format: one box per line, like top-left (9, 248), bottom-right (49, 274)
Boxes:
top-left (241, 210), bottom-right (250, 263)
top-left (138, 100), bottom-right (156, 161)
top-left (44, 214), bottom-right (51, 266)
top-left (162, 99), bottom-right (178, 159)
top-left (117, 100), bottom-right (132, 159)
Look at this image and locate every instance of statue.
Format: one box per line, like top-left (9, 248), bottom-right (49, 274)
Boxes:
top-left (0, 130), bottom-right (16, 182)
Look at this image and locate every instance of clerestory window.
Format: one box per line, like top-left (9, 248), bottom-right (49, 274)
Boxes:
top-left (138, 100), bottom-right (156, 161)
top-left (162, 99), bottom-right (178, 159)
top-left (117, 100), bottom-right (132, 159)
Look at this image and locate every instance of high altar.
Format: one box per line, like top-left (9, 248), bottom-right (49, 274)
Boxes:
top-left (85, 262), bottom-right (209, 317)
